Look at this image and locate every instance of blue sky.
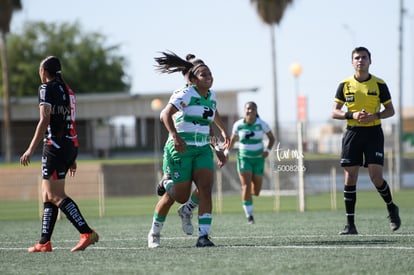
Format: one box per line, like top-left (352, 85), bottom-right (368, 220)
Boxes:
top-left (10, 0), bottom-right (414, 126)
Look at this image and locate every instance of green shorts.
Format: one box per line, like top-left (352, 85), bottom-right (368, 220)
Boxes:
top-left (162, 140), bottom-right (214, 183)
top-left (237, 155), bottom-right (265, 176)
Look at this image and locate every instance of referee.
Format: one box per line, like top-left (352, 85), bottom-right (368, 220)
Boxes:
top-left (332, 47), bottom-right (401, 235)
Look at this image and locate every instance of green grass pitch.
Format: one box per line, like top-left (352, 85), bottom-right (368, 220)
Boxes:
top-left (0, 191), bottom-right (413, 274)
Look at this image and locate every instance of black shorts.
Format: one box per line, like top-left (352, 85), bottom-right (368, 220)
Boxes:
top-left (42, 138), bottom-right (78, 180)
top-left (340, 125), bottom-right (384, 167)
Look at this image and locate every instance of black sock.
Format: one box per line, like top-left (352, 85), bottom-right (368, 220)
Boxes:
top-left (376, 180), bottom-right (394, 209)
top-left (59, 197), bottom-right (92, 234)
top-left (39, 202), bottom-right (58, 244)
top-left (344, 185), bottom-right (356, 225)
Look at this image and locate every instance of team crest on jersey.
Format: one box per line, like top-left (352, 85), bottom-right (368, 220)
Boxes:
top-left (173, 170), bottom-right (181, 179)
top-left (367, 90), bottom-right (377, 96)
top-left (345, 83), bottom-right (353, 94)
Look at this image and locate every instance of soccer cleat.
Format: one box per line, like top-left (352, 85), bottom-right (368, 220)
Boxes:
top-left (247, 216), bottom-right (255, 224)
top-left (196, 235), bottom-right (215, 247)
top-left (339, 224), bottom-right (358, 235)
top-left (147, 232), bottom-right (160, 248)
top-left (156, 177), bottom-right (167, 196)
top-left (388, 205), bottom-right (401, 231)
top-left (178, 205), bottom-right (194, 235)
top-left (71, 230), bottom-right (99, 252)
top-left (28, 241), bottom-right (52, 252)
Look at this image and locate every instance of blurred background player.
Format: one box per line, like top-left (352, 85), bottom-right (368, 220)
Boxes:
top-left (226, 101), bottom-right (275, 224)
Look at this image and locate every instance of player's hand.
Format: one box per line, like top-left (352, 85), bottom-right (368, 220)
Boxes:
top-left (357, 110), bottom-right (375, 124)
top-left (69, 161), bottom-right (77, 177)
top-left (262, 151), bottom-right (270, 158)
top-left (173, 135), bottom-right (187, 153)
top-left (20, 149), bottom-right (33, 166)
top-left (220, 132), bottom-right (230, 150)
top-left (215, 150), bottom-right (227, 168)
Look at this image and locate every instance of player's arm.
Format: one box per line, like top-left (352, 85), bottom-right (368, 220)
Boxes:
top-left (263, 131), bottom-right (275, 158)
top-left (20, 104), bottom-right (51, 166)
top-left (161, 103), bottom-right (186, 153)
top-left (331, 101), bottom-right (350, 120)
top-left (213, 110), bottom-right (229, 149)
top-left (379, 102), bottom-right (395, 119)
top-left (224, 134), bottom-right (238, 158)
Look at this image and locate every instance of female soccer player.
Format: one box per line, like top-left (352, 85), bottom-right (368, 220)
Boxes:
top-left (20, 56), bottom-right (99, 252)
top-left (226, 101), bottom-right (275, 224)
top-left (156, 53), bottom-right (228, 236)
top-left (148, 51), bottom-right (228, 248)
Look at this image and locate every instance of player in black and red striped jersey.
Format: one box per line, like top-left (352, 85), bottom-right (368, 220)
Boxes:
top-left (20, 56), bottom-right (99, 252)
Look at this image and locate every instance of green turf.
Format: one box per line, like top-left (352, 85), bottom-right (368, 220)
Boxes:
top-left (0, 191), bottom-right (413, 274)
top-left (1, 189), bottom-right (413, 220)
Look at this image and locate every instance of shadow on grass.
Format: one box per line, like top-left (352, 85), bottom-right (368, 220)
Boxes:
top-left (220, 238), bottom-right (398, 248)
top-left (291, 239), bottom-right (397, 246)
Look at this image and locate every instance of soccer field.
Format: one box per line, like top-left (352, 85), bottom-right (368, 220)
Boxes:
top-left (1, 192), bottom-right (413, 274)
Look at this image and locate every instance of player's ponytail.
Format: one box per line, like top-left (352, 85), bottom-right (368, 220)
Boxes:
top-left (154, 51), bottom-right (208, 78)
top-left (40, 56), bottom-right (70, 107)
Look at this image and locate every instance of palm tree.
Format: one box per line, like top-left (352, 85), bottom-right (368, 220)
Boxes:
top-left (0, 0), bottom-right (22, 162)
top-left (250, 0), bottom-right (293, 144)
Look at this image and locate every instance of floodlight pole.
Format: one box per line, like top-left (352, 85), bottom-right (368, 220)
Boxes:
top-left (395, 0), bottom-right (404, 190)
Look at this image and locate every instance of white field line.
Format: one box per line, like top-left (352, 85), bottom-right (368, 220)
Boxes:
top-left (1, 234), bottom-right (414, 251)
top-left (2, 245), bottom-right (414, 251)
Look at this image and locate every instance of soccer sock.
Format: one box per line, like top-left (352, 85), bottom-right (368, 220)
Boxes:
top-left (198, 213), bottom-right (212, 236)
top-left (376, 180), bottom-right (394, 209)
top-left (39, 202), bottom-right (58, 244)
top-left (59, 197), bottom-right (92, 234)
top-left (242, 200), bottom-right (253, 218)
top-left (163, 179), bottom-right (173, 194)
top-left (185, 193), bottom-right (199, 213)
top-left (150, 212), bottom-right (166, 235)
top-left (344, 185), bottom-right (356, 225)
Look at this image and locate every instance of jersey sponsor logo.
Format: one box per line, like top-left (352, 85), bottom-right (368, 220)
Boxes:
top-left (346, 96), bottom-right (355, 102)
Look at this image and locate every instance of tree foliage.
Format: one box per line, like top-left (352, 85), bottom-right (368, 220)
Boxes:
top-left (250, 0), bottom-right (293, 25)
top-left (1, 21), bottom-right (131, 97)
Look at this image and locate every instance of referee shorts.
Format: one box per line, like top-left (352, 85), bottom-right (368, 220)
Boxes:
top-left (340, 125), bottom-right (384, 167)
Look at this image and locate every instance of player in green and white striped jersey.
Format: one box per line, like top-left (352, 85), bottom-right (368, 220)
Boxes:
top-left (148, 52), bottom-right (229, 248)
top-left (227, 101), bottom-right (275, 224)
top-left (156, 54), bottom-right (228, 237)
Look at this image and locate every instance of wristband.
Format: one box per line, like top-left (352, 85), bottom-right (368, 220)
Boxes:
top-left (223, 149), bottom-right (229, 156)
top-left (345, 112), bottom-right (354, 119)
